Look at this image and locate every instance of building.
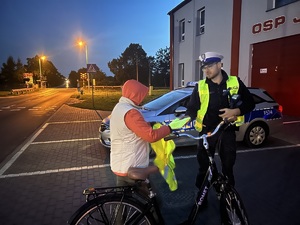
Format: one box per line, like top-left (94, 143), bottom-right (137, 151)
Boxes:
top-left (168, 0), bottom-right (300, 116)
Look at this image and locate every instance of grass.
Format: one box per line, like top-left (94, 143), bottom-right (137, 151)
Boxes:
top-left (0, 91), bottom-right (12, 96)
top-left (71, 88), bottom-right (170, 111)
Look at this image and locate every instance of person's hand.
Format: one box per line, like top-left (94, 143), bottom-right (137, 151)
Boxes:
top-left (168, 116), bottom-right (191, 130)
top-left (219, 108), bottom-right (240, 123)
top-left (219, 108), bottom-right (240, 119)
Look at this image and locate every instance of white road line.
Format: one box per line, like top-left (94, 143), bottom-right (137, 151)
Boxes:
top-left (0, 117), bottom-right (299, 179)
top-left (1, 144), bottom-right (299, 179)
top-left (31, 138), bottom-right (99, 145)
top-left (0, 164), bottom-right (110, 179)
top-left (0, 119), bottom-right (103, 176)
top-left (0, 123), bottom-right (49, 176)
top-left (49, 120), bottom-right (101, 124)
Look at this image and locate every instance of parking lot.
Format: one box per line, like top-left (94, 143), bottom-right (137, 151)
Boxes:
top-left (0, 104), bottom-right (299, 225)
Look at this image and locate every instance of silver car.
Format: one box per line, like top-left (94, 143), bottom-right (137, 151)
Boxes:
top-left (99, 86), bottom-right (283, 148)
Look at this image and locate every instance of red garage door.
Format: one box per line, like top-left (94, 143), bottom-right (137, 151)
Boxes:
top-left (251, 34), bottom-right (300, 116)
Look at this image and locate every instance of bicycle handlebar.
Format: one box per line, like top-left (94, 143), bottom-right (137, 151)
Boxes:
top-left (164, 120), bottom-right (226, 141)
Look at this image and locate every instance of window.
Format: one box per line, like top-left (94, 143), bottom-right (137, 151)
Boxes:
top-left (197, 7), bottom-right (205, 35)
top-left (178, 63), bottom-right (184, 87)
top-left (179, 19), bottom-right (185, 42)
top-left (195, 60), bottom-right (204, 81)
top-left (267, 0), bottom-right (299, 10)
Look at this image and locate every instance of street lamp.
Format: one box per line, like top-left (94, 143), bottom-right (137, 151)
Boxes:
top-left (38, 55), bottom-right (46, 88)
top-left (78, 41), bottom-right (90, 92)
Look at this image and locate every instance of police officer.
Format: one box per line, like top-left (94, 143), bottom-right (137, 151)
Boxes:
top-left (185, 52), bottom-right (255, 206)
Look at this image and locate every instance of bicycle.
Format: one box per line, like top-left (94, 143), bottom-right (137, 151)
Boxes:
top-left (67, 118), bottom-right (250, 225)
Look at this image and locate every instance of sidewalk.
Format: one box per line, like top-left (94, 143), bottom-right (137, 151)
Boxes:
top-left (0, 101), bottom-right (299, 225)
top-left (0, 102), bottom-right (115, 225)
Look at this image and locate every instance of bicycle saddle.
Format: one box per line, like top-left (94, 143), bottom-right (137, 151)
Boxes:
top-left (127, 166), bottom-right (159, 181)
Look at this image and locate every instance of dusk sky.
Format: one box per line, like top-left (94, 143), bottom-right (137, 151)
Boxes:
top-left (0, 0), bottom-right (183, 77)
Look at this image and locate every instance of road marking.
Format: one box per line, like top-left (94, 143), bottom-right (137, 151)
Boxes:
top-left (0, 116), bottom-right (298, 179)
top-left (31, 138), bottom-right (99, 145)
top-left (1, 144), bottom-right (299, 179)
top-left (0, 119), bottom-right (102, 177)
top-left (49, 120), bottom-right (101, 124)
top-left (0, 123), bottom-right (49, 176)
top-left (0, 164), bottom-right (110, 179)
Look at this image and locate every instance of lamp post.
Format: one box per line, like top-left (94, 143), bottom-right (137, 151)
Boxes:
top-left (38, 55), bottom-right (46, 88)
top-left (78, 41), bottom-right (90, 92)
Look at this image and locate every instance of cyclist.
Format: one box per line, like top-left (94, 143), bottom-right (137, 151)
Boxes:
top-left (110, 79), bottom-right (190, 186)
top-left (185, 52), bottom-right (255, 207)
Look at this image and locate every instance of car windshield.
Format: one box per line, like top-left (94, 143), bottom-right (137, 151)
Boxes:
top-left (143, 90), bottom-right (188, 111)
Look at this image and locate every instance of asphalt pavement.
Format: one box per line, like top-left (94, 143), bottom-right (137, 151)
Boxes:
top-left (0, 99), bottom-right (299, 225)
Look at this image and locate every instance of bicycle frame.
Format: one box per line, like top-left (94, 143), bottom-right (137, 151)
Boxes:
top-left (186, 133), bottom-right (223, 224)
top-left (169, 120), bottom-right (236, 225)
top-left (69, 119), bottom-right (249, 225)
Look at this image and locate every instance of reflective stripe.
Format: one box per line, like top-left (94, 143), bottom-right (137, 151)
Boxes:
top-left (195, 76), bottom-right (244, 132)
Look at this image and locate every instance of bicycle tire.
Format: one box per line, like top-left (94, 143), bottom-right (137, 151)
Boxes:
top-left (220, 187), bottom-right (250, 225)
top-left (68, 194), bottom-right (156, 225)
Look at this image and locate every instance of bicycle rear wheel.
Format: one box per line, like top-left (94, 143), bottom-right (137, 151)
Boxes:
top-left (220, 187), bottom-right (250, 225)
top-left (68, 194), bottom-right (156, 225)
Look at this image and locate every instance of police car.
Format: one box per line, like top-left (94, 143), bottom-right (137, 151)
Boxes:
top-left (99, 83), bottom-right (283, 148)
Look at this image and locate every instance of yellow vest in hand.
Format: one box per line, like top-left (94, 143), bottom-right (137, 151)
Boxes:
top-left (151, 123), bottom-right (177, 191)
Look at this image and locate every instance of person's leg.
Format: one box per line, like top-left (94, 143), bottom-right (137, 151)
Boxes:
top-left (219, 130), bottom-right (236, 186)
top-left (195, 141), bottom-right (209, 189)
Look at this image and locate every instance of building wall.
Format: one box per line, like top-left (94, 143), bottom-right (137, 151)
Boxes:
top-left (239, 0), bottom-right (300, 85)
top-left (170, 0), bottom-right (300, 89)
top-left (171, 0), bottom-right (234, 88)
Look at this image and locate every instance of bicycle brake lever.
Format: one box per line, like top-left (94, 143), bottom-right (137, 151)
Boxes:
top-left (164, 133), bottom-right (179, 141)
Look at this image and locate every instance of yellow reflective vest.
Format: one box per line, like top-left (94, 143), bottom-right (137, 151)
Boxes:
top-left (195, 76), bottom-right (244, 132)
top-left (151, 123), bottom-right (177, 191)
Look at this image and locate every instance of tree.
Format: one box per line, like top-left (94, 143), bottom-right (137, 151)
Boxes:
top-left (108, 43), bottom-right (150, 86)
top-left (68, 70), bottom-right (80, 88)
top-left (0, 56), bottom-right (25, 89)
top-left (25, 55), bottom-right (65, 87)
top-left (152, 47), bottom-right (170, 87)
top-left (68, 66), bottom-right (112, 88)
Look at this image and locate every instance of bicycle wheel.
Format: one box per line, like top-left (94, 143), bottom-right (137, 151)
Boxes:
top-left (220, 187), bottom-right (250, 225)
top-left (68, 194), bottom-right (156, 225)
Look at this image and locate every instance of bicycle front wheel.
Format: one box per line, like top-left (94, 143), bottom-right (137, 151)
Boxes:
top-left (220, 187), bottom-right (250, 225)
top-left (68, 194), bottom-right (156, 225)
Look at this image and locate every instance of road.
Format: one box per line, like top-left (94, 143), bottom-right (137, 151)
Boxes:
top-left (0, 92), bottom-right (299, 224)
top-left (0, 88), bottom-right (76, 163)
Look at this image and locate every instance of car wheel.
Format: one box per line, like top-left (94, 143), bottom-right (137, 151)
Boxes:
top-left (244, 122), bottom-right (269, 148)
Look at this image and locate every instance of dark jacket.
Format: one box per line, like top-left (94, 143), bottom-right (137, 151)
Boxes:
top-left (186, 70), bottom-right (255, 132)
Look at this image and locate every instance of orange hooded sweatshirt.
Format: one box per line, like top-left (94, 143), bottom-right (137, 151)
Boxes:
top-left (110, 80), bottom-right (170, 176)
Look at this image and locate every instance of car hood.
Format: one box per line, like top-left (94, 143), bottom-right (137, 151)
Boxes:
top-left (102, 108), bottom-right (158, 126)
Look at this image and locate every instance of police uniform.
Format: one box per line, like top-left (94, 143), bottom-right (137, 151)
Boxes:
top-left (186, 52), bottom-right (255, 187)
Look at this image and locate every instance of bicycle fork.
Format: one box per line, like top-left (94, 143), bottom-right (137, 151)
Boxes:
top-left (187, 166), bottom-right (213, 225)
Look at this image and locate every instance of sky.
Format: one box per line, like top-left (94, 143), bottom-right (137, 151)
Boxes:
top-left (0, 0), bottom-right (183, 77)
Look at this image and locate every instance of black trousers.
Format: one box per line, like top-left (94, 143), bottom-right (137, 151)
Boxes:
top-left (195, 129), bottom-right (237, 188)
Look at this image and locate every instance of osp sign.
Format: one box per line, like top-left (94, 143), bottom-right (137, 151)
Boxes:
top-left (252, 15), bottom-right (300, 34)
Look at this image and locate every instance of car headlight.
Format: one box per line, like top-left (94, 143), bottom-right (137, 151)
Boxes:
top-left (100, 123), bottom-right (109, 132)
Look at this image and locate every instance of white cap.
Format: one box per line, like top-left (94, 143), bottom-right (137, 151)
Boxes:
top-left (199, 52), bottom-right (224, 66)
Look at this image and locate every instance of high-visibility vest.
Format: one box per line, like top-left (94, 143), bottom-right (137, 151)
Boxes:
top-left (195, 76), bottom-right (244, 132)
top-left (151, 123), bottom-right (177, 191)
